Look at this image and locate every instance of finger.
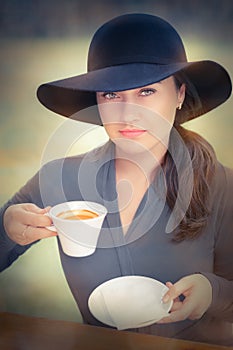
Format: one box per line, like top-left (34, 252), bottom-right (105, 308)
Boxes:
top-left (163, 281), bottom-right (174, 303)
top-left (15, 204), bottom-right (52, 227)
top-left (163, 276), bottom-right (193, 303)
top-left (44, 206), bottom-right (52, 213)
top-left (22, 211), bottom-right (53, 227)
top-left (166, 281), bottom-right (173, 288)
top-left (35, 227), bottom-right (58, 240)
top-left (167, 306), bottom-right (202, 322)
top-left (23, 203), bottom-right (48, 214)
top-left (169, 300), bottom-right (183, 312)
top-left (163, 284), bottom-right (181, 302)
top-left (21, 226), bottom-right (57, 245)
top-left (158, 301), bottom-right (193, 323)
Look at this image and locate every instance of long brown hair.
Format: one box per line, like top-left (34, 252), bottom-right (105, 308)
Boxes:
top-left (163, 73), bottom-right (217, 242)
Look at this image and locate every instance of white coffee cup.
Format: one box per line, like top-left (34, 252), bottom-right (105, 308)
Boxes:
top-left (47, 201), bottom-right (107, 257)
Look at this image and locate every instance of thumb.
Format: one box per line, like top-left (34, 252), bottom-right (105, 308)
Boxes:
top-left (163, 281), bottom-right (175, 303)
top-left (163, 276), bottom-right (194, 303)
top-left (163, 280), bottom-right (186, 303)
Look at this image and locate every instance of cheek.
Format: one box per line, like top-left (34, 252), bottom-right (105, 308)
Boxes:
top-left (165, 106), bottom-right (177, 125)
top-left (148, 84), bottom-right (179, 124)
top-left (152, 99), bottom-right (177, 126)
top-left (103, 124), bottom-right (119, 139)
top-left (98, 103), bottom-right (121, 125)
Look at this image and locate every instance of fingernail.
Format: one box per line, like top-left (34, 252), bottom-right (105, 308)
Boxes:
top-left (163, 295), bottom-right (169, 303)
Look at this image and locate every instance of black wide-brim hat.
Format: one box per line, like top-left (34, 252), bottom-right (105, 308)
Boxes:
top-left (37, 13), bottom-right (232, 125)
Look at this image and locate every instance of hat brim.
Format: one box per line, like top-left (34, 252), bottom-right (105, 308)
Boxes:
top-left (37, 60), bottom-right (232, 125)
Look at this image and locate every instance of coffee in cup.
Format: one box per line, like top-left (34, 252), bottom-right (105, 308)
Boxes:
top-left (57, 209), bottom-right (99, 220)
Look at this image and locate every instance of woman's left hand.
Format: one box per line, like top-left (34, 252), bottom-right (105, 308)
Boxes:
top-left (158, 274), bottom-right (212, 323)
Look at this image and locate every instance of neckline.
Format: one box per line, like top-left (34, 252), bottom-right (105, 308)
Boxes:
top-left (99, 142), bottom-right (167, 244)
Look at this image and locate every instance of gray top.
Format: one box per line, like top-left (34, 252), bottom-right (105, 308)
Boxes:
top-left (0, 141), bottom-right (233, 346)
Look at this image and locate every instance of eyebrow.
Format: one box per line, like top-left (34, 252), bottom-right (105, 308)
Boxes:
top-left (97, 81), bottom-right (163, 95)
top-left (142, 81), bottom-right (162, 88)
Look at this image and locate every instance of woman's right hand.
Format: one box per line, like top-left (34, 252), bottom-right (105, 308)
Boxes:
top-left (3, 203), bottom-right (57, 246)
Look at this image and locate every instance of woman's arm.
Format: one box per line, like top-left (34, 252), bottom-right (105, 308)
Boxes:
top-left (0, 171), bottom-right (55, 272)
top-left (200, 166), bottom-right (233, 321)
top-left (159, 165), bottom-right (233, 323)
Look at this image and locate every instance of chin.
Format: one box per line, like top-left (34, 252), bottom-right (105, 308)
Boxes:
top-left (113, 138), bottom-right (157, 156)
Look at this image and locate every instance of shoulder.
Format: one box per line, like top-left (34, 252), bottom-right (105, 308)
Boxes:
top-left (210, 163), bottom-right (233, 230)
top-left (40, 141), bottom-right (112, 174)
top-left (212, 163), bottom-right (233, 195)
top-left (39, 142), bottom-right (113, 203)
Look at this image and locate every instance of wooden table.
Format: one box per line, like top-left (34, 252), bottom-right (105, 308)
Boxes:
top-left (0, 312), bottom-right (232, 350)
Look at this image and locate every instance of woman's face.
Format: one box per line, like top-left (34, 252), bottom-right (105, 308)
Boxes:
top-left (96, 76), bottom-right (185, 156)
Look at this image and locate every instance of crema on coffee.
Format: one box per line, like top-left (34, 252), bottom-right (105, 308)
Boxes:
top-left (57, 209), bottom-right (99, 220)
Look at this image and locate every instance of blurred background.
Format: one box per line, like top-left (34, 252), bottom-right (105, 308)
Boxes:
top-left (0, 0), bottom-right (232, 323)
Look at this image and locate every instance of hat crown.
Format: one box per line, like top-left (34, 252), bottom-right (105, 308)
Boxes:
top-left (88, 13), bottom-right (187, 71)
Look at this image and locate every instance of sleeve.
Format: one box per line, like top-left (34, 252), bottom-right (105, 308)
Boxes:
top-left (202, 165), bottom-right (233, 322)
top-left (0, 155), bottom-right (84, 272)
top-left (0, 171), bottom-right (43, 272)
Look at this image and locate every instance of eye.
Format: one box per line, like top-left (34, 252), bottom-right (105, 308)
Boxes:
top-left (101, 92), bottom-right (118, 100)
top-left (139, 88), bottom-right (156, 96)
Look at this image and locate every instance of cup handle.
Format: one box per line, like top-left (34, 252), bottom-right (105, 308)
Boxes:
top-left (44, 212), bottom-right (57, 232)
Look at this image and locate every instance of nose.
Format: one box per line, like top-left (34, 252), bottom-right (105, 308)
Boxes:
top-left (119, 101), bottom-right (141, 124)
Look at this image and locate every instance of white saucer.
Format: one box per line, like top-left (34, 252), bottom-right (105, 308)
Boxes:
top-left (88, 275), bottom-right (173, 330)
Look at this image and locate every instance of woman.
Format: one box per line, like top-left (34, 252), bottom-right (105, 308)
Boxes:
top-left (0, 13), bottom-right (232, 346)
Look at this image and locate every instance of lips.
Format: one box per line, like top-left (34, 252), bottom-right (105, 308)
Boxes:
top-left (119, 129), bottom-right (146, 138)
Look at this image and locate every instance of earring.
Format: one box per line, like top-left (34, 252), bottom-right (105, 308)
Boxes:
top-left (177, 102), bottom-right (182, 110)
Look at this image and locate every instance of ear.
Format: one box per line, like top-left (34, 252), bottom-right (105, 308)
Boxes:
top-left (177, 83), bottom-right (186, 106)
